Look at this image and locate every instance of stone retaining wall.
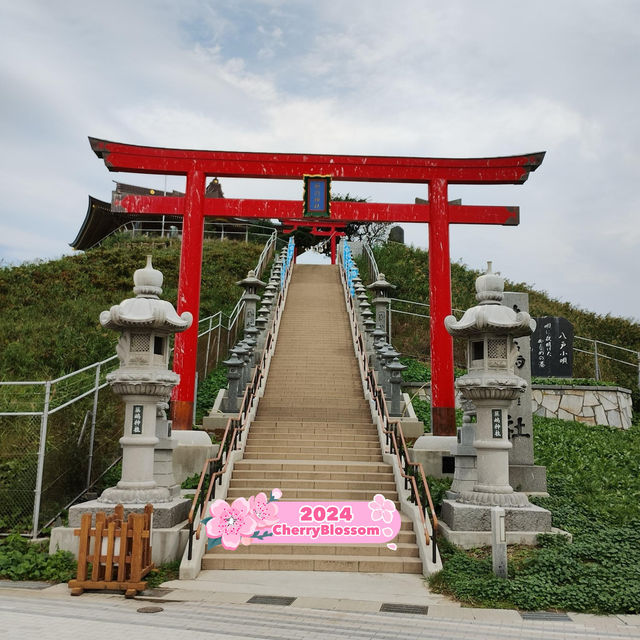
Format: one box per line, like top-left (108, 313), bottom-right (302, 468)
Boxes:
top-left (532, 384), bottom-right (633, 429)
top-left (403, 382), bottom-right (634, 430)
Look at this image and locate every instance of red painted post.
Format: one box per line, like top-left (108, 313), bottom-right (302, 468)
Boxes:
top-left (171, 170), bottom-right (206, 430)
top-left (330, 233), bottom-right (336, 265)
top-left (429, 178), bottom-right (456, 436)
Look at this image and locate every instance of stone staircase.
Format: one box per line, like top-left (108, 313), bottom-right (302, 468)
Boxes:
top-left (203, 264), bottom-right (423, 574)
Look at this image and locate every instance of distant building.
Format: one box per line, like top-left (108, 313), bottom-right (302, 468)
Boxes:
top-left (70, 179), bottom-right (243, 250)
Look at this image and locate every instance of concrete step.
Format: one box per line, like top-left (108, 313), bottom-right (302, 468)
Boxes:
top-left (232, 460), bottom-right (391, 473)
top-left (227, 488), bottom-right (398, 502)
top-left (226, 487), bottom-right (399, 501)
top-left (242, 452), bottom-right (383, 462)
top-left (229, 477), bottom-right (397, 491)
top-left (202, 553), bottom-right (423, 573)
top-left (256, 408), bottom-right (372, 420)
top-left (246, 435), bottom-right (379, 445)
top-left (206, 543), bottom-right (419, 558)
top-left (257, 399), bottom-right (368, 410)
top-left (243, 444), bottom-right (381, 456)
top-left (232, 469), bottom-right (394, 483)
top-left (249, 421), bottom-right (376, 433)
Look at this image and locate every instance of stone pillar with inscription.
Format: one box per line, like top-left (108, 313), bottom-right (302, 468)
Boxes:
top-left (503, 292), bottom-right (547, 494)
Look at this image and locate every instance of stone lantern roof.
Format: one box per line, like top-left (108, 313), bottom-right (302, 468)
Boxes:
top-left (366, 273), bottom-right (395, 296)
top-left (444, 262), bottom-right (535, 338)
top-left (236, 269), bottom-right (266, 291)
top-left (99, 255), bottom-right (192, 332)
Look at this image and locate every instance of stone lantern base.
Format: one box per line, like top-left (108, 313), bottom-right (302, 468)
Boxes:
top-left (67, 496), bottom-right (190, 530)
top-left (439, 499), bottom-right (554, 549)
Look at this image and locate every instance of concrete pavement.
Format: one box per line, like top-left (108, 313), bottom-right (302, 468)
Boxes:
top-left (1, 571), bottom-right (639, 640)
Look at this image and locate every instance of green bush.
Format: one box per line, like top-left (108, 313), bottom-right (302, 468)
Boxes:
top-left (532, 377), bottom-right (620, 387)
top-left (429, 417), bottom-right (640, 613)
top-left (0, 534), bottom-right (76, 583)
top-left (195, 364), bottom-right (228, 424)
top-left (0, 239), bottom-right (264, 380)
top-left (145, 560), bottom-right (180, 589)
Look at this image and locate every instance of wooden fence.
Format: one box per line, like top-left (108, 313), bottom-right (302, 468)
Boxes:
top-left (68, 504), bottom-right (153, 597)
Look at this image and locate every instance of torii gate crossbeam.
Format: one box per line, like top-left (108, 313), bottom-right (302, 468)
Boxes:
top-left (90, 138), bottom-right (544, 433)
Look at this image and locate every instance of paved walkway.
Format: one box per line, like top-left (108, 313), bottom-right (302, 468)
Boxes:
top-left (2, 577), bottom-right (639, 640)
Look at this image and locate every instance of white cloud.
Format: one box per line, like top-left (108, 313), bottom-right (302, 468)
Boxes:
top-left (0, 0), bottom-right (638, 322)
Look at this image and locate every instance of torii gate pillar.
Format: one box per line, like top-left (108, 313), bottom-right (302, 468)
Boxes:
top-left (172, 170), bottom-right (206, 428)
top-left (429, 178), bottom-right (456, 433)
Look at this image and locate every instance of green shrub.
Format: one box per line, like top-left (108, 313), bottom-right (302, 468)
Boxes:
top-left (429, 417), bottom-right (640, 613)
top-left (0, 534), bottom-right (76, 583)
top-left (145, 560), bottom-right (180, 589)
top-left (195, 364), bottom-right (228, 424)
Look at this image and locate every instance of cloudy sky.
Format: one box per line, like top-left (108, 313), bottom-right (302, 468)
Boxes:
top-left (1, 1), bottom-right (639, 321)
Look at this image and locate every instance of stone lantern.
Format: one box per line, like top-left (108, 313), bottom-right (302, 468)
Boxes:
top-left (237, 269), bottom-right (266, 333)
top-left (367, 273), bottom-right (395, 341)
top-left (440, 263), bottom-right (552, 545)
top-left (387, 357), bottom-right (407, 416)
top-left (363, 317), bottom-right (376, 352)
top-left (223, 352), bottom-right (244, 413)
top-left (255, 306), bottom-right (270, 347)
top-left (98, 256), bottom-right (192, 505)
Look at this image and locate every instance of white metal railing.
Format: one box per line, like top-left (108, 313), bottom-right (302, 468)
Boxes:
top-left (362, 240), bottom-right (379, 280)
top-left (87, 220), bottom-right (283, 250)
top-left (361, 240), bottom-right (640, 389)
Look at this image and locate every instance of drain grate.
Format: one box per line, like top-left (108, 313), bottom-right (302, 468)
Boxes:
top-left (248, 595), bottom-right (296, 606)
top-left (521, 611), bottom-right (571, 621)
top-left (380, 603), bottom-right (429, 615)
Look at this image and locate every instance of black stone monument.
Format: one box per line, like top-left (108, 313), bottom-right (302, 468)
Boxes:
top-left (530, 316), bottom-right (573, 378)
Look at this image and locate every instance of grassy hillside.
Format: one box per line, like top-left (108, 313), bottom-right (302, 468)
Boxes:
top-left (0, 236), bottom-right (265, 380)
top-left (364, 242), bottom-right (640, 394)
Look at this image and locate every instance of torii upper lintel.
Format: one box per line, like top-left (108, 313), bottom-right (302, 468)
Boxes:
top-left (90, 137), bottom-right (544, 184)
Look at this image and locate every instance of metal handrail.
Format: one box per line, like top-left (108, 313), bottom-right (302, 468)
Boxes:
top-left (338, 244), bottom-right (439, 564)
top-left (186, 242), bottom-right (295, 561)
top-left (362, 240), bottom-right (379, 280)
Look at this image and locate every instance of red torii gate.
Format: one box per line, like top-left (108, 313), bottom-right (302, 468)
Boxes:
top-left (281, 221), bottom-right (346, 264)
top-left (89, 137), bottom-right (544, 433)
